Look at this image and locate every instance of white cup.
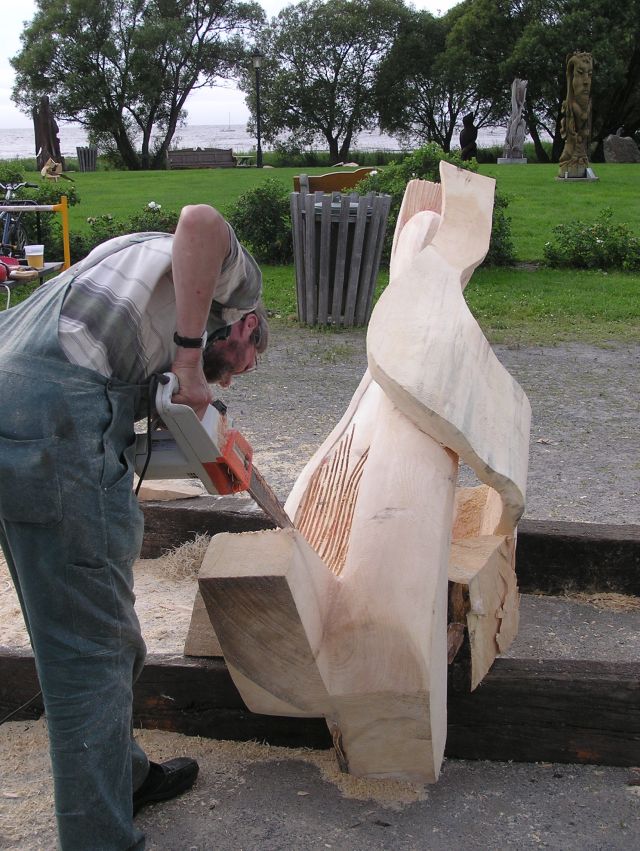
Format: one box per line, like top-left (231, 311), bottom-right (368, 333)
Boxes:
top-left (25, 244), bottom-right (45, 269)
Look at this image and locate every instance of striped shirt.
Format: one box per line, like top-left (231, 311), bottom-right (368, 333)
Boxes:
top-left (57, 225), bottom-right (262, 383)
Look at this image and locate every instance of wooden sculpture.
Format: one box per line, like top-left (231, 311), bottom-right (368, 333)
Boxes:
top-left (501, 78), bottom-right (528, 162)
top-left (558, 52), bottom-right (594, 178)
top-left (197, 163), bottom-right (531, 782)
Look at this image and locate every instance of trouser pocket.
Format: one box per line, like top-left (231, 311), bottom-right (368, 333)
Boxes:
top-left (0, 434), bottom-right (62, 525)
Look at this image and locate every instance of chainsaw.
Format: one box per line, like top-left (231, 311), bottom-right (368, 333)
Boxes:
top-left (134, 372), bottom-right (292, 529)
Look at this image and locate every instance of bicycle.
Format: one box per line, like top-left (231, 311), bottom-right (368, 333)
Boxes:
top-left (0, 181), bottom-right (40, 258)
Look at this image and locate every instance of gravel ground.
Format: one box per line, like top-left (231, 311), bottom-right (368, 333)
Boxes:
top-left (1, 323), bottom-right (638, 851)
top-left (221, 322), bottom-right (639, 526)
top-left (2, 720), bottom-right (639, 851)
top-left (504, 594), bottom-right (640, 661)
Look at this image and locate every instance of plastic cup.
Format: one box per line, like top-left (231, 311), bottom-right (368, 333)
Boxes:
top-left (25, 245), bottom-right (44, 269)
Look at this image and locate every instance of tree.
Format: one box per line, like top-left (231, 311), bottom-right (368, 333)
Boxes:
top-left (241, 0), bottom-right (408, 164)
top-left (508, 0), bottom-right (640, 160)
top-left (11, 0), bottom-right (263, 169)
top-left (375, 4), bottom-right (509, 152)
top-left (447, 0), bottom-right (640, 162)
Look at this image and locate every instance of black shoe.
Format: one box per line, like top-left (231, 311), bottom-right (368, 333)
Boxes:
top-left (133, 758), bottom-right (199, 815)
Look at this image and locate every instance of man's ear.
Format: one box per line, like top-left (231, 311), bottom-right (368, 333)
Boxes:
top-left (242, 312), bottom-right (258, 336)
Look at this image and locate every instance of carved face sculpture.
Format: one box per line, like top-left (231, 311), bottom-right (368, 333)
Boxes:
top-left (571, 53), bottom-right (593, 108)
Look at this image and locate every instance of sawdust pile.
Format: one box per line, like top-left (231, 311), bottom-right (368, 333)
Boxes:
top-left (0, 540), bottom-right (205, 655)
top-left (0, 554), bottom-right (27, 650)
top-left (161, 533), bottom-right (210, 580)
top-left (567, 591), bottom-right (640, 612)
top-left (0, 719), bottom-right (427, 850)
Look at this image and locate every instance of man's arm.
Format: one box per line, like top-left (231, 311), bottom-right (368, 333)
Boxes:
top-left (170, 204), bottom-right (230, 418)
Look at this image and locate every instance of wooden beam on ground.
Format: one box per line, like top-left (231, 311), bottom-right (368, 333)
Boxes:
top-left (515, 519), bottom-right (640, 595)
top-left (140, 497), bottom-right (640, 594)
top-left (140, 495), bottom-right (275, 558)
top-left (447, 656), bottom-right (640, 767)
top-left (2, 647), bottom-right (638, 767)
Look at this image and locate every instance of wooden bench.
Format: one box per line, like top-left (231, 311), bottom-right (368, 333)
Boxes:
top-left (293, 167), bottom-right (376, 194)
top-left (167, 148), bottom-right (237, 169)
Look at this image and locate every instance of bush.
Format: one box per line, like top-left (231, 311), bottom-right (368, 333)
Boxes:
top-left (126, 202), bottom-right (180, 234)
top-left (0, 165), bottom-right (81, 260)
top-left (476, 145), bottom-right (500, 164)
top-left (69, 202), bottom-right (180, 262)
top-left (351, 149), bottom-right (411, 166)
top-left (0, 163), bottom-right (28, 186)
top-left (543, 208), bottom-right (640, 271)
top-left (227, 178), bottom-right (293, 264)
top-left (354, 142), bottom-right (515, 266)
top-left (266, 143), bottom-right (335, 168)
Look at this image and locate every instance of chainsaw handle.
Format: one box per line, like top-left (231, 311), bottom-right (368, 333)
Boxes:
top-left (156, 372), bottom-right (228, 433)
top-left (157, 371), bottom-right (179, 407)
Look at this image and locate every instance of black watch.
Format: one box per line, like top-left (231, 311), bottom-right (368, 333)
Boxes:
top-left (173, 330), bottom-right (208, 349)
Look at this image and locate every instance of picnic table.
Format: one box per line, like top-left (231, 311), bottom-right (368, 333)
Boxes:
top-left (2, 261), bottom-right (64, 309)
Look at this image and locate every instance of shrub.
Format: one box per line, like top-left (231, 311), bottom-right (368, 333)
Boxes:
top-left (476, 145), bottom-right (500, 164)
top-left (484, 192), bottom-right (515, 267)
top-left (351, 149), bottom-right (411, 167)
top-left (227, 178), bottom-right (293, 264)
top-left (0, 163), bottom-right (28, 186)
top-left (126, 202), bottom-right (180, 234)
top-left (0, 165), bottom-right (81, 260)
top-left (69, 202), bottom-right (180, 262)
top-left (543, 208), bottom-right (640, 271)
top-left (354, 143), bottom-right (515, 266)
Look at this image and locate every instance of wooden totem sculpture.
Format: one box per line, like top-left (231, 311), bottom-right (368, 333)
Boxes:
top-left (197, 163), bottom-right (531, 782)
top-left (558, 52), bottom-right (594, 178)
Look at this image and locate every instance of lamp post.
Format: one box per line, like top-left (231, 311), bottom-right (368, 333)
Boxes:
top-left (252, 53), bottom-right (263, 168)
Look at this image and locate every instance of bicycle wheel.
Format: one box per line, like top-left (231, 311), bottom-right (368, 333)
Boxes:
top-left (0, 213), bottom-right (12, 255)
top-left (7, 220), bottom-right (28, 256)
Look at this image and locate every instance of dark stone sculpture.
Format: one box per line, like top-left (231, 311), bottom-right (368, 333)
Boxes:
top-left (558, 52), bottom-right (593, 179)
top-left (459, 114), bottom-right (478, 161)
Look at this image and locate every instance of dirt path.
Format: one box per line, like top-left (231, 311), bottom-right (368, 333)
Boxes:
top-left (223, 324), bottom-right (639, 525)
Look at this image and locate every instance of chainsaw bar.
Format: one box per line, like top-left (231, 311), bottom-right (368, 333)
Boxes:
top-left (247, 465), bottom-right (294, 529)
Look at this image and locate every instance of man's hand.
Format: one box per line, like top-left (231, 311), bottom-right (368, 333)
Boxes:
top-left (170, 350), bottom-right (213, 420)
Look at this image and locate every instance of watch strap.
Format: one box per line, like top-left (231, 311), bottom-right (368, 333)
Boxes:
top-left (173, 330), bottom-right (208, 349)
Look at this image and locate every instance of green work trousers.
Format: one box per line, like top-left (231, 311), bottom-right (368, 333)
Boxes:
top-left (0, 280), bottom-right (150, 849)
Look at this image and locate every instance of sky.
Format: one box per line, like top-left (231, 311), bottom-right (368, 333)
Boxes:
top-left (1, 0), bottom-right (459, 129)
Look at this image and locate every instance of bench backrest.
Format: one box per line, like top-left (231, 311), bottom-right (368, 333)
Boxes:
top-left (167, 148), bottom-right (236, 169)
top-left (293, 167), bottom-right (376, 194)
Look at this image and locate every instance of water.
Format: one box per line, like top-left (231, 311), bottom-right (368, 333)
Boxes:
top-left (0, 122), bottom-right (510, 160)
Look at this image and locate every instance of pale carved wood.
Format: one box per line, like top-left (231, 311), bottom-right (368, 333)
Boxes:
top-left (197, 163), bottom-right (531, 782)
top-left (447, 484), bottom-right (520, 688)
top-left (184, 589), bottom-right (223, 657)
top-left (135, 479), bottom-right (202, 502)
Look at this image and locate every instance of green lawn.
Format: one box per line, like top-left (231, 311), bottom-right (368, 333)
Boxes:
top-left (64, 163), bottom-right (640, 264)
top-left (65, 167), bottom-right (323, 229)
top-left (4, 161), bottom-right (639, 345)
top-left (466, 266), bottom-right (639, 345)
top-left (258, 263), bottom-right (638, 345)
top-left (480, 163), bottom-right (640, 262)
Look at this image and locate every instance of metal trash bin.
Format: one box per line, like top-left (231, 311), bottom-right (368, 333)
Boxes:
top-left (76, 146), bottom-right (97, 172)
top-left (290, 191), bottom-right (391, 327)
